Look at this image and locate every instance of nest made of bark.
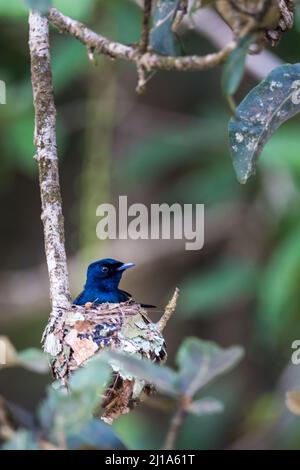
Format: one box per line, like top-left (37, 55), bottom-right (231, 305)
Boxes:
top-left (43, 301), bottom-right (167, 424)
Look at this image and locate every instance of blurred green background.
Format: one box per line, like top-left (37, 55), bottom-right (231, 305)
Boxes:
top-left (1, 0), bottom-right (300, 450)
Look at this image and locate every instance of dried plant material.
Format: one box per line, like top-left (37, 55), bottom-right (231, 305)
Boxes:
top-left (286, 391), bottom-right (300, 416)
top-left (157, 288), bottom-right (179, 332)
top-left (44, 299), bottom-right (172, 423)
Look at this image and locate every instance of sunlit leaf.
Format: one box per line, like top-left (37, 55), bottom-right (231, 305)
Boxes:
top-left (229, 63), bottom-right (300, 183)
top-left (176, 337), bottom-right (244, 397)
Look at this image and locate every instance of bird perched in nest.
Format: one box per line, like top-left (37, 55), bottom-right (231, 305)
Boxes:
top-left (73, 258), bottom-right (154, 308)
top-left (45, 258), bottom-right (170, 423)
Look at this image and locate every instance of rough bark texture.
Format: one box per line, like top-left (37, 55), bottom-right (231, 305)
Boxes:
top-left (47, 7), bottom-right (237, 72)
top-left (28, 11), bottom-right (71, 354)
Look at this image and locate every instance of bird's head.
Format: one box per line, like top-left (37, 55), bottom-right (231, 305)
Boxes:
top-left (85, 258), bottom-right (135, 290)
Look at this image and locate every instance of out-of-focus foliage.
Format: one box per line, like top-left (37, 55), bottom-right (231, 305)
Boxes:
top-left (150, 0), bottom-right (181, 56)
top-left (222, 35), bottom-right (252, 98)
top-left (1, 336), bottom-right (242, 449)
top-left (1, 342), bottom-right (126, 450)
top-left (1, 0), bottom-right (300, 451)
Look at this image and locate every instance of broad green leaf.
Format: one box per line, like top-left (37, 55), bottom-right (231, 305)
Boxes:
top-left (222, 36), bottom-right (252, 97)
top-left (103, 351), bottom-right (179, 397)
top-left (69, 356), bottom-right (111, 392)
top-left (188, 397), bottom-right (224, 416)
top-left (176, 338), bottom-right (244, 397)
top-left (229, 63), bottom-right (300, 183)
top-left (67, 419), bottom-right (126, 450)
top-left (0, 340), bottom-right (49, 373)
top-left (1, 430), bottom-right (40, 450)
top-left (150, 0), bottom-right (180, 56)
top-left (24, 0), bottom-right (52, 13)
top-left (18, 348), bottom-right (50, 374)
top-left (180, 259), bottom-right (257, 317)
top-left (39, 359), bottom-right (111, 439)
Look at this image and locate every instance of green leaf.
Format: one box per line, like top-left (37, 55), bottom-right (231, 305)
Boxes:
top-left (103, 351), bottom-right (179, 397)
top-left (188, 397), bottom-right (224, 416)
top-left (150, 0), bottom-right (180, 56)
top-left (176, 337), bottom-right (244, 397)
top-left (67, 419), bottom-right (127, 450)
top-left (24, 0), bottom-right (52, 13)
top-left (222, 36), bottom-right (252, 97)
top-left (18, 348), bottom-right (50, 374)
top-left (229, 63), bottom-right (300, 183)
top-left (180, 259), bottom-right (257, 317)
top-left (39, 358), bottom-right (111, 440)
top-left (1, 430), bottom-right (40, 450)
top-left (69, 356), bottom-right (111, 392)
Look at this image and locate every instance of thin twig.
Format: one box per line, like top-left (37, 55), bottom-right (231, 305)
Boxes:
top-left (47, 8), bottom-right (237, 72)
top-left (157, 287), bottom-right (179, 332)
top-left (28, 11), bottom-right (71, 348)
top-left (140, 0), bottom-right (152, 52)
top-left (163, 404), bottom-right (187, 450)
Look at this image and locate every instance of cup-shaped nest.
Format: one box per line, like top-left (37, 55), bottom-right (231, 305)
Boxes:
top-left (43, 300), bottom-right (167, 423)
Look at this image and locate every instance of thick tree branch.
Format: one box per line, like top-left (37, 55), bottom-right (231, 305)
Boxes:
top-left (47, 7), bottom-right (237, 72)
top-left (28, 11), bottom-right (71, 347)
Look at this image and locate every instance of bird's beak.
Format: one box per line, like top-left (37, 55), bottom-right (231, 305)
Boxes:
top-left (116, 262), bottom-right (135, 272)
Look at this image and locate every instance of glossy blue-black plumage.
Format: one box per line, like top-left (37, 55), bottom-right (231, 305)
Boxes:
top-left (73, 258), bottom-right (135, 306)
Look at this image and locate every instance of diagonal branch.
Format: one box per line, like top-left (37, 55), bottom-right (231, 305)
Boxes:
top-left (28, 10), bottom-right (71, 350)
top-left (47, 8), bottom-right (237, 72)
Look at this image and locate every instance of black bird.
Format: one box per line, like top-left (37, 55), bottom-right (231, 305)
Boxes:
top-left (73, 258), bottom-right (154, 307)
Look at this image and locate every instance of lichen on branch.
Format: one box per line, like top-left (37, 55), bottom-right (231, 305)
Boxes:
top-left (28, 10), bottom-right (71, 354)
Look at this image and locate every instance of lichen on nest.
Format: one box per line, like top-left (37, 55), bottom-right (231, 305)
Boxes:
top-left (43, 299), bottom-right (170, 423)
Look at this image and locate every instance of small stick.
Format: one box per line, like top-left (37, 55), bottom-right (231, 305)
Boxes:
top-left (140, 0), bottom-right (152, 52)
top-left (157, 288), bottom-right (179, 332)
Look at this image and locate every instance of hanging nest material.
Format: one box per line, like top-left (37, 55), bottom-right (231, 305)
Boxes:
top-left (42, 290), bottom-right (179, 424)
top-left (214, 0), bottom-right (295, 46)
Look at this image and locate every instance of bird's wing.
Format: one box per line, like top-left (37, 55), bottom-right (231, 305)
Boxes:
top-left (119, 289), bottom-right (156, 308)
top-left (119, 289), bottom-right (132, 299)
top-left (73, 291), bottom-right (86, 305)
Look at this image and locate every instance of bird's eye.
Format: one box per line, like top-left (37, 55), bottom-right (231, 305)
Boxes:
top-left (101, 266), bottom-right (109, 273)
